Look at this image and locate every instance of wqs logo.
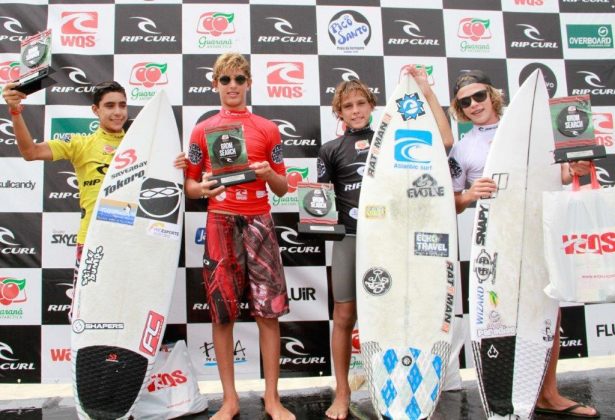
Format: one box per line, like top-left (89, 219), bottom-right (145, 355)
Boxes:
top-left (396, 92), bottom-right (425, 121)
top-left (394, 129), bottom-right (432, 170)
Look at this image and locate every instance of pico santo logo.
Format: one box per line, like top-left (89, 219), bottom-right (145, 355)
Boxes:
top-left (129, 62), bottom-right (168, 88)
top-left (458, 18), bottom-right (492, 54)
top-left (328, 11), bottom-right (371, 53)
top-left (0, 277), bottom-right (26, 306)
top-left (567, 24), bottom-right (613, 49)
top-left (60, 11), bottom-right (97, 48)
top-left (266, 62), bottom-right (304, 99)
top-left (0, 61), bottom-right (20, 83)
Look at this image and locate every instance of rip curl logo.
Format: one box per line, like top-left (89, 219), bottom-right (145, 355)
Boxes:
top-left (188, 143), bottom-right (203, 165)
top-left (81, 246), bottom-right (104, 286)
top-left (362, 267), bottom-right (392, 296)
top-left (396, 93), bottom-right (425, 121)
top-left (271, 144), bottom-right (284, 164)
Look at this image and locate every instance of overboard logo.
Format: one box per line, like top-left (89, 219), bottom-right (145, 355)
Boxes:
top-left (137, 178), bottom-right (183, 224)
top-left (567, 24), bottom-right (613, 49)
top-left (396, 92), bottom-right (425, 121)
top-left (362, 267), bottom-right (392, 296)
top-left (394, 129), bottom-right (432, 170)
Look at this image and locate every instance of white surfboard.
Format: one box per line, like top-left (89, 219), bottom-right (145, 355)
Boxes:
top-left (469, 70), bottom-right (559, 419)
top-left (71, 90), bottom-right (184, 420)
top-left (356, 75), bottom-right (457, 419)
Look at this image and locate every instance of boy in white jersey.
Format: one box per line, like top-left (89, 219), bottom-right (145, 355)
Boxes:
top-left (448, 70), bottom-right (598, 418)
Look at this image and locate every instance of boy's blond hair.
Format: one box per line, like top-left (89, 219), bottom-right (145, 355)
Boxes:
top-left (331, 80), bottom-right (377, 118)
top-left (213, 52), bottom-right (251, 81)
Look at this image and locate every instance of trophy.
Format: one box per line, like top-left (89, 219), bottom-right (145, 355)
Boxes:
top-left (13, 29), bottom-right (57, 95)
top-left (204, 122), bottom-right (256, 187)
top-left (549, 95), bottom-right (605, 163)
top-left (297, 182), bottom-right (345, 241)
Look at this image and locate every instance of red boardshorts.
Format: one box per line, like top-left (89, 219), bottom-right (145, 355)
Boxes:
top-left (203, 212), bottom-right (289, 324)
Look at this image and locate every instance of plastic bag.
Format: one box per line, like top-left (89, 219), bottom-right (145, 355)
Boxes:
top-left (132, 340), bottom-right (208, 419)
top-left (542, 165), bottom-right (615, 303)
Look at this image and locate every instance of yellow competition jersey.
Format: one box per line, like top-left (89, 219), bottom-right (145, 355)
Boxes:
top-left (48, 128), bottom-right (124, 243)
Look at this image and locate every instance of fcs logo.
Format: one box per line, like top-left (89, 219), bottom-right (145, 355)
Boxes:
top-left (129, 62), bottom-right (168, 88)
top-left (0, 16), bottom-right (25, 34)
top-left (266, 17), bottom-right (297, 35)
top-left (397, 20), bottom-right (423, 38)
top-left (0, 342), bottom-right (17, 362)
top-left (61, 12), bottom-right (97, 34)
top-left (577, 71), bottom-right (606, 88)
top-left (61, 67), bottom-right (90, 85)
top-left (0, 61), bottom-right (20, 83)
top-left (281, 337), bottom-right (309, 356)
top-left (517, 24), bottom-right (544, 41)
top-left (272, 119), bottom-right (299, 138)
top-left (197, 12), bottom-right (235, 37)
top-left (458, 18), bottom-right (491, 41)
top-left (333, 67), bottom-right (359, 81)
top-left (131, 17), bottom-right (160, 34)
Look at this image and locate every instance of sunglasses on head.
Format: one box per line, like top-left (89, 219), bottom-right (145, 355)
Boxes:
top-left (457, 89), bottom-right (488, 109)
top-left (218, 75), bottom-right (247, 86)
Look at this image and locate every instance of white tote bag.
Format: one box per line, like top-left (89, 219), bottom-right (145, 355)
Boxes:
top-left (543, 165), bottom-right (615, 303)
top-left (132, 340), bottom-right (208, 419)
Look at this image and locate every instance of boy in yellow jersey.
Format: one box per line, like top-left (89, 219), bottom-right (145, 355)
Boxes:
top-left (2, 81), bottom-right (186, 319)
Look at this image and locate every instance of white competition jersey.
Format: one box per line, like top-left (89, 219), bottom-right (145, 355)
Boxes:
top-left (448, 122), bottom-right (499, 192)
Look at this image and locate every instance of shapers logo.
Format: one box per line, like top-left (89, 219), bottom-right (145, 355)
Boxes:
top-left (267, 62), bottom-right (304, 99)
top-left (60, 12), bottom-right (97, 48)
top-left (328, 11), bottom-right (371, 53)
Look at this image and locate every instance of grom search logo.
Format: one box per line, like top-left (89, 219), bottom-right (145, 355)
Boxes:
top-left (328, 10), bottom-right (371, 54)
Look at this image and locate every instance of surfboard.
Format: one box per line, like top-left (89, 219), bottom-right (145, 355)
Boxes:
top-left (468, 69), bottom-right (560, 419)
top-left (356, 74), bottom-right (457, 419)
top-left (71, 90), bottom-right (184, 420)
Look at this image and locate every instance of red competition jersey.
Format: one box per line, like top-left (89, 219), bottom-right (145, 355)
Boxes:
top-left (186, 108), bottom-right (286, 215)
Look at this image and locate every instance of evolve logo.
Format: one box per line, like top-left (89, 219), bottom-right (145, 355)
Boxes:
top-left (457, 17), bottom-right (492, 54)
top-left (594, 112), bottom-right (613, 148)
top-left (567, 24), bottom-right (613, 49)
top-left (266, 62), bottom-right (304, 99)
top-left (505, 14), bottom-right (562, 58)
top-left (0, 61), bottom-right (20, 84)
top-left (60, 11), bottom-right (97, 48)
top-left (562, 231), bottom-right (615, 255)
top-left (328, 10), bottom-right (371, 54)
top-left (129, 62), bottom-right (168, 89)
top-left (394, 129), bottom-right (432, 170)
top-left (407, 174), bottom-right (444, 199)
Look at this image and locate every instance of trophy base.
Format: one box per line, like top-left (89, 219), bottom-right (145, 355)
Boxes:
top-left (298, 223), bottom-right (346, 241)
top-left (554, 145), bottom-right (606, 163)
top-left (14, 67), bottom-right (56, 95)
top-left (210, 169), bottom-right (256, 187)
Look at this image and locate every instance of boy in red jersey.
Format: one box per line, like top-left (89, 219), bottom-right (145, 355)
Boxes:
top-left (184, 53), bottom-right (294, 420)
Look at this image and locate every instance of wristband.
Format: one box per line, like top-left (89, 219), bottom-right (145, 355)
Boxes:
top-left (9, 105), bottom-right (24, 116)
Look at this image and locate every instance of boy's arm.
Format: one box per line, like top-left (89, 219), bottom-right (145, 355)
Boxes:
top-left (250, 161), bottom-right (288, 197)
top-left (3, 83), bottom-right (53, 161)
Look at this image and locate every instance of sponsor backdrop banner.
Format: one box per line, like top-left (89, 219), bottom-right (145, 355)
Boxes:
top-left (0, 0), bottom-right (614, 383)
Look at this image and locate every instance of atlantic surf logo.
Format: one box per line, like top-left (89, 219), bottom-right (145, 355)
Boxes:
top-left (137, 178), bottom-right (183, 224)
top-left (362, 267), bottom-right (392, 296)
top-left (394, 129), bottom-right (432, 171)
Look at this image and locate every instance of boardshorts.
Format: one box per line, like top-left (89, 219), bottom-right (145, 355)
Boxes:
top-left (203, 212), bottom-right (289, 324)
top-left (331, 235), bottom-right (356, 302)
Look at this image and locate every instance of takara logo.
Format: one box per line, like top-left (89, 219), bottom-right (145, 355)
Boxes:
top-left (60, 12), bottom-right (97, 48)
top-left (362, 267), bottom-right (392, 296)
top-left (0, 226), bottom-right (35, 255)
top-left (276, 226), bottom-right (320, 254)
top-left (267, 62), bottom-right (304, 99)
top-left (407, 174), bottom-right (444, 198)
